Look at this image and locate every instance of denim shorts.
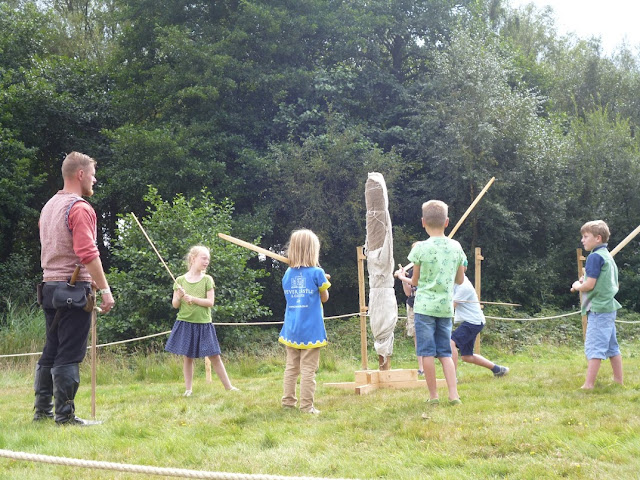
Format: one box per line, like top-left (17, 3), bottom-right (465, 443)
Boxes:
top-left (585, 311), bottom-right (621, 360)
top-left (414, 313), bottom-right (452, 358)
top-left (451, 321), bottom-right (484, 356)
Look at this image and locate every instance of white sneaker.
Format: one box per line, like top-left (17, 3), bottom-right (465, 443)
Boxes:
top-left (304, 407), bottom-right (321, 415)
top-left (494, 366), bottom-right (509, 377)
top-left (183, 390), bottom-right (192, 397)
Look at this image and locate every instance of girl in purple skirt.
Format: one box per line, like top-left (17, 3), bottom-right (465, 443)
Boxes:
top-left (165, 245), bottom-right (238, 396)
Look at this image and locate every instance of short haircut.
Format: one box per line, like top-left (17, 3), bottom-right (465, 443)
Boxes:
top-left (581, 220), bottom-right (610, 243)
top-left (286, 229), bottom-right (320, 268)
top-left (61, 151), bottom-right (96, 179)
top-left (422, 200), bottom-right (448, 228)
top-left (186, 245), bottom-right (210, 269)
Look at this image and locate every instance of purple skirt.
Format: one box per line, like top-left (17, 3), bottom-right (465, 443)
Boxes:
top-left (165, 321), bottom-right (221, 358)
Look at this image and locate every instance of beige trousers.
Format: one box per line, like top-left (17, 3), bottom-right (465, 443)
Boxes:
top-left (282, 346), bottom-right (321, 412)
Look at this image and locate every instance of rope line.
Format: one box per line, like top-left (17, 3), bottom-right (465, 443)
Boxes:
top-left (3, 309), bottom-right (639, 358)
top-left (0, 449), bottom-right (358, 480)
top-left (0, 313), bottom-right (363, 358)
top-left (486, 311), bottom-right (581, 321)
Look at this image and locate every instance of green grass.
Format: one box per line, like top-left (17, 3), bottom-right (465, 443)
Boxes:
top-left (2, 314), bottom-right (640, 479)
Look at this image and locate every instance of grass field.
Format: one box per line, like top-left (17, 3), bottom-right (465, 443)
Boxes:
top-left (2, 312), bottom-right (640, 479)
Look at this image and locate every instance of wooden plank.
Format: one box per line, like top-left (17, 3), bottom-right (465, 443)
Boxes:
top-left (355, 384), bottom-right (379, 395)
top-left (355, 370), bottom-right (379, 384)
top-left (323, 382), bottom-right (357, 390)
top-left (378, 369), bottom-right (418, 382)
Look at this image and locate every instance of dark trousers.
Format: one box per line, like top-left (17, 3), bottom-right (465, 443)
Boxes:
top-left (38, 282), bottom-right (91, 368)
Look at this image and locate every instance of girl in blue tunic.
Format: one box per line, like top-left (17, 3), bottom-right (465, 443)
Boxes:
top-left (279, 230), bottom-right (331, 414)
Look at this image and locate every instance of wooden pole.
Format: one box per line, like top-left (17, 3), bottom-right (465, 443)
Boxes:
top-left (357, 246), bottom-right (368, 370)
top-left (576, 248), bottom-right (587, 340)
top-left (398, 176), bottom-right (496, 272)
top-left (131, 213), bottom-right (178, 284)
top-left (448, 177), bottom-right (495, 238)
top-left (218, 233), bottom-right (289, 264)
top-left (474, 247), bottom-right (483, 353)
top-left (91, 292), bottom-right (97, 419)
top-left (610, 224), bottom-right (640, 257)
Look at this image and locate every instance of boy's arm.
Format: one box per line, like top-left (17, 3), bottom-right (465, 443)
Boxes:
top-left (409, 265), bottom-right (420, 287)
top-left (401, 280), bottom-right (413, 297)
top-left (571, 277), bottom-right (596, 293)
top-left (454, 265), bottom-right (465, 285)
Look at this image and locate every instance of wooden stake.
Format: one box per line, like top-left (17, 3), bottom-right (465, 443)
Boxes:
top-left (205, 357), bottom-right (212, 383)
top-left (357, 246), bottom-right (368, 370)
top-left (91, 293), bottom-right (97, 419)
top-left (474, 247), bottom-right (484, 353)
top-left (576, 248), bottom-right (587, 340)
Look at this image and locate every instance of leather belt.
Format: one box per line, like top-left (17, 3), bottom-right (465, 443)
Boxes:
top-left (44, 281), bottom-right (92, 287)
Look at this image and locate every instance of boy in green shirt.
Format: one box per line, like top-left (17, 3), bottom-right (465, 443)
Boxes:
top-left (570, 220), bottom-right (623, 389)
top-left (396, 200), bottom-right (466, 405)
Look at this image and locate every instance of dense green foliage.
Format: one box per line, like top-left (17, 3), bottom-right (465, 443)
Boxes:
top-left (2, 0), bottom-right (640, 342)
top-left (105, 186), bottom-right (270, 343)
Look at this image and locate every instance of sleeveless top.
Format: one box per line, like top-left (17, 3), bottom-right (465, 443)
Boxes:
top-left (40, 191), bottom-right (95, 282)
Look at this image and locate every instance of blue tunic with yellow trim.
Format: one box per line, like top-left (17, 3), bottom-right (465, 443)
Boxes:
top-left (279, 266), bottom-right (331, 349)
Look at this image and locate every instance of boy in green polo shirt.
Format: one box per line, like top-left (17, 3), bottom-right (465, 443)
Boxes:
top-left (570, 220), bottom-right (623, 389)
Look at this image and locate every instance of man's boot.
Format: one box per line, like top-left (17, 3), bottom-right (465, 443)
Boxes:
top-left (52, 364), bottom-right (101, 426)
top-left (33, 364), bottom-right (54, 421)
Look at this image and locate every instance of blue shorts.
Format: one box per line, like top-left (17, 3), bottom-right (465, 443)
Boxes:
top-left (451, 322), bottom-right (484, 356)
top-left (414, 313), bottom-right (452, 358)
top-left (585, 311), bottom-right (621, 360)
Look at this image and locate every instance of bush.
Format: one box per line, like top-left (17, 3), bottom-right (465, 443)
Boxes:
top-left (103, 186), bottom-right (271, 346)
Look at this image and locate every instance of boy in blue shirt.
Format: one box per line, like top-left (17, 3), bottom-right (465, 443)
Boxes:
top-left (570, 220), bottom-right (623, 389)
top-left (396, 200), bottom-right (466, 405)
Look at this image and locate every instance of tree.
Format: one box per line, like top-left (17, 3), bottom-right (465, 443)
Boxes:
top-left (105, 187), bottom-right (270, 344)
top-left (265, 119), bottom-right (401, 316)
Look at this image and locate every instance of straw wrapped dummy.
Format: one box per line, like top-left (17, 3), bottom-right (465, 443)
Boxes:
top-left (364, 172), bottom-right (397, 369)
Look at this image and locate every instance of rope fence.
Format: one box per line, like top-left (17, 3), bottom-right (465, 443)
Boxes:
top-left (0, 449), bottom-right (358, 480)
top-left (0, 312), bottom-right (360, 358)
top-left (3, 308), bottom-right (640, 359)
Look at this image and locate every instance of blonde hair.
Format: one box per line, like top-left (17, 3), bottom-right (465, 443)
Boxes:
top-left (61, 151), bottom-right (96, 179)
top-left (185, 245), bottom-right (210, 269)
top-left (286, 229), bottom-right (321, 268)
top-left (422, 200), bottom-right (448, 228)
top-left (581, 220), bottom-right (610, 243)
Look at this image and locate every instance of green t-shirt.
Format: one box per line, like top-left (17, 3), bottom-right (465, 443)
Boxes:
top-left (408, 237), bottom-right (467, 318)
top-left (174, 274), bottom-right (215, 324)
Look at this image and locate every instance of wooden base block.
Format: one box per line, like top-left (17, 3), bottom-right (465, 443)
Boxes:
top-left (325, 369), bottom-right (447, 395)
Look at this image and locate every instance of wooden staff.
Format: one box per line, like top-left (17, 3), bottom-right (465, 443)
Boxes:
top-left (218, 233), bottom-right (290, 264)
top-left (455, 300), bottom-right (521, 307)
top-left (397, 177), bottom-right (496, 272)
top-left (130, 213), bottom-right (178, 283)
top-left (611, 224), bottom-right (640, 257)
top-left (448, 176), bottom-right (496, 238)
top-left (91, 292), bottom-right (97, 419)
